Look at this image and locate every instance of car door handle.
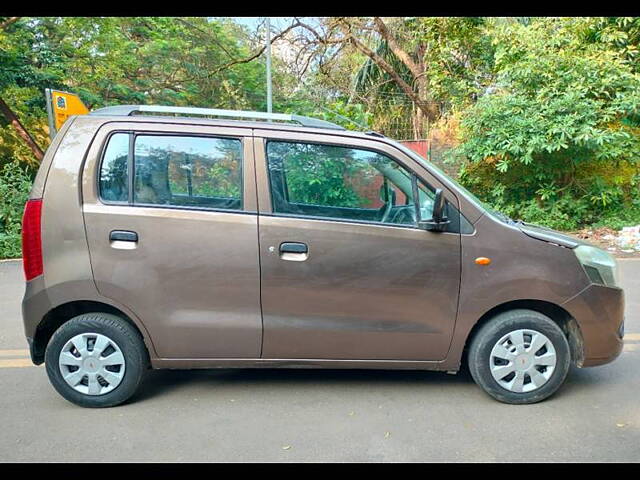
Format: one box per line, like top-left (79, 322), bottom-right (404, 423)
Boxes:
top-left (280, 242), bottom-right (308, 254)
top-left (110, 230), bottom-right (138, 242)
top-left (279, 242), bottom-right (308, 261)
top-left (109, 230), bottom-right (138, 249)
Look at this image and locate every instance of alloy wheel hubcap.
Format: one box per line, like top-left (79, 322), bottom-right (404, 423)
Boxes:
top-left (489, 329), bottom-right (557, 393)
top-left (58, 333), bottom-right (126, 396)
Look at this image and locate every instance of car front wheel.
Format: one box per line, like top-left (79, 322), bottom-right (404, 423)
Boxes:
top-left (467, 309), bottom-right (571, 404)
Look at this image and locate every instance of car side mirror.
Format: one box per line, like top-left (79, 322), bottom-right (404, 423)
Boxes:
top-left (418, 188), bottom-right (450, 232)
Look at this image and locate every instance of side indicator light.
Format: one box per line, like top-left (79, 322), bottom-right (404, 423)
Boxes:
top-left (475, 257), bottom-right (491, 266)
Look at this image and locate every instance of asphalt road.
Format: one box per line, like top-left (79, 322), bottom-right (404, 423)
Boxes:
top-left (0, 259), bottom-right (639, 462)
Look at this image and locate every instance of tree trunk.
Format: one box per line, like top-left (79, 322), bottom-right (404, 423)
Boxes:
top-left (412, 105), bottom-right (424, 140)
top-left (0, 96), bottom-right (44, 162)
top-left (0, 17), bottom-right (20, 30)
top-left (372, 17), bottom-right (438, 130)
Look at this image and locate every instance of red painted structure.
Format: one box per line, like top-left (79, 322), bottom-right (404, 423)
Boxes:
top-left (400, 140), bottom-right (429, 160)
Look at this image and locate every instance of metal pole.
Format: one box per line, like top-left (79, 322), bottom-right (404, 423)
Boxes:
top-left (45, 88), bottom-right (56, 140)
top-left (266, 17), bottom-right (273, 113)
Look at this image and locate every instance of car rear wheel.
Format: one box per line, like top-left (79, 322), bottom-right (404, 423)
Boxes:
top-left (45, 313), bottom-right (147, 408)
top-left (467, 309), bottom-right (571, 404)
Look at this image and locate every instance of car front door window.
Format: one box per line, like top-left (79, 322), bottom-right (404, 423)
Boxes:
top-left (266, 140), bottom-right (436, 227)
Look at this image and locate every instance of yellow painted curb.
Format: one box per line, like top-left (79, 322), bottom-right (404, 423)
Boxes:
top-left (0, 359), bottom-right (37, 368)
top-left (0, 349), bottom-right (30, 357)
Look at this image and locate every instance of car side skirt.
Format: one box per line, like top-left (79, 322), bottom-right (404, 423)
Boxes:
top-left (151, 358), bottom-right (450, 371)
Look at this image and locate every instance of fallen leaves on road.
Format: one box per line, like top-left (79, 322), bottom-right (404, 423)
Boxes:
top-left (384, 431), bottom-right (391, 439)
top-left (282, 445), bottom-right (291, 450)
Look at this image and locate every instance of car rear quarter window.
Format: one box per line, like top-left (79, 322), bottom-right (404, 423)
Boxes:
top-left (99, 133), bottom-right (129, 203)
top-left (133, 135), bottom-right (243, 210)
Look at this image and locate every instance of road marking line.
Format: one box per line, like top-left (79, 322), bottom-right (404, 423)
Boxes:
top-left (0, 359), bottom-right (37, 368)
top-left (0, 349), bottom-right (30, 357)
top-left (624, 333), bottom-right (640, 342)
top-left (624, 343), bottom-right (639, 352)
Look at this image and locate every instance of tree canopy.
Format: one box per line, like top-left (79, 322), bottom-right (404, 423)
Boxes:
top-left (1, 16), bottom-right (640, 240)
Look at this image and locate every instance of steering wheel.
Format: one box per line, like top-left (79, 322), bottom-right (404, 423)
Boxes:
top-left (386, 205), bottom-right (417, 225)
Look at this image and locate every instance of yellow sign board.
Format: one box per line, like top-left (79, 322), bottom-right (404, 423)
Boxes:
top-left (45, 89), bottom-right (89, 138)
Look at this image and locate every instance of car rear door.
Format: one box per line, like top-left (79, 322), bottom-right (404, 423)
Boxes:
top-left (254, 129), bottom-right (462, 361)
top-left (81, 121), bottom-right (262, 359)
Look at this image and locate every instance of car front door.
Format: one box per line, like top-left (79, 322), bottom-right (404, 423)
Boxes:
top-left (81, 122), bottom-right (262, 359)
top-left (255, 130), bottom-right (461, 361)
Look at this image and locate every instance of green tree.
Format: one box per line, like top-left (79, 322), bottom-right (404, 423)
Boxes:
top-left (291, 17), bottom-right (493, 139)
top-left (453, 18), bottom-right (640, 230)
top-left (0, 16), bottom-right (289, 257)
top-left (0, 161), bottom-right (31, 257)
top-left (0, 17), bottom-right (273, 169)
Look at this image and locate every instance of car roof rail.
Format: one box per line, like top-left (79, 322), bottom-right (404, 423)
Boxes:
top-left (365, 130), bottom-right (386, 138)
top-left (89, 105), bottom-right (346, 131)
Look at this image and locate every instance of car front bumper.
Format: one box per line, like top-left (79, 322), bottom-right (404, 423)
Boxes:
top-left (562, 283), bottom-right (625, 367)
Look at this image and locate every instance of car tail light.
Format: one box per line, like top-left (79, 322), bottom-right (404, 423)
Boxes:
top-left (21, 199), bottom-right (43, 281)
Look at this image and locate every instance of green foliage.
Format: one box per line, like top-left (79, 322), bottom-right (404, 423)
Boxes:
top-left (452, 18), bottom-right (640, 230)
top-left (579, 17), bottom-right (640, 72)
top-left (407, 17), bottom-right (494, 110)
top-left (351, 17), bottom-right (493, 138)
top-left (591, 199), bottom-right (640, 230)
top-left (0, 17), bottom-right (268, 168)
top-left (0, 17), bottom-right (270, 256)
top-left (0, 162), bottom-right (31, 258)
top-left (314, 100), bottom-right (373, 131)
top-left (4, 17), bottom-right (265, 109)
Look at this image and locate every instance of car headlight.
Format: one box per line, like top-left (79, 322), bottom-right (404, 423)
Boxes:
top-left (574, 245), bottom-right (619, 287)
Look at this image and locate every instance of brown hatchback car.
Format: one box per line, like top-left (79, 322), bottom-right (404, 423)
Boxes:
top-left (21, 106), bottom-right (624, 407)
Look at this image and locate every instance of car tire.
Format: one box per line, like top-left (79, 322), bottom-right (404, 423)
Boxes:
top-left (467, 309), bottom-right (571, 404)
top-left (45, 312), bottom-right (148, 408)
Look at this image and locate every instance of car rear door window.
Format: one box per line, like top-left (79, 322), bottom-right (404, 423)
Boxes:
top-left (132, 135), bottom-right (243, 210)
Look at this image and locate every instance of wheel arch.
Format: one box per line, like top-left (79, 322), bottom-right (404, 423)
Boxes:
top-left (462, 299), bottom-right (585, 368)
top-left (32, 300), bottom-right (151, 365)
